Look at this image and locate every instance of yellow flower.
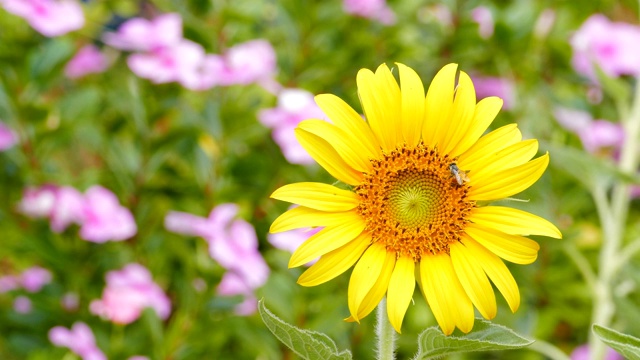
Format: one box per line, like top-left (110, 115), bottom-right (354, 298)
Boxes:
top-left (269, 63), bottom-right (561, 335)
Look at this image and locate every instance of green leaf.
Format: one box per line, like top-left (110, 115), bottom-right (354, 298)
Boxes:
top-left (413, 318), bottom-right (534, 360)
top-left (258, 299), bottom-right (352, 360)
top-left (28, 38), bottom-right (74, 80)
top-left (593, 324), bottom-right (640, 360)
top-left (543, 143), bottom-right (638, 191)
top-left (593, 64), bottom-right (630, 112)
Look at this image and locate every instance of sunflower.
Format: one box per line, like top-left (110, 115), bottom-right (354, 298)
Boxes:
top-left (269, 63), bottom-right (561, 335)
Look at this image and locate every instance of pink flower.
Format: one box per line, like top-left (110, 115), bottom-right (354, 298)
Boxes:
top-left (471, 6), bottom-right (494, 39)
top-left (343, 0), bottom-right (396, 25)
top-left (168, 203), bottom-right (270, 290)
top-left (102, 13), bottom-right (182, 52)
top-left (90, 264), bottom-right (171, 324)
top-left (64, 45), bottom-right (110, 79)
top-left (50, 186), bottom-right (85, 233)
top-left (0, 276), bottom-right (20, 293)
top-left (570, 344), bottom-right (623, 360)
top-left (215, 40), bottom-right (277, 86)
top-left (208, 218), bottom-right (270, 289)
top-left (61, 292), bottom-right (79, 311)
top-left (269, 227), bottom-right (322, 253)
top-left (164, 211), bottom-right (212, 238)
top-left (179, 55), bottom-right (225, 91)
top-left (14, 296), bottom-right (32, 314)
top-left (554, 107), bottom-right (624, 155)
top-left (579, 120), bottom-right (625, 154)
top-left (79, 186), bottom-right (137, 242)
top-left (18, 185), bottom-right (58, 218)
top-left (269, 227), bottom-right (322, 266)
top-left (217, 272), bottom-right (258, 315)
top-left (0, 121), bottom-right (17, 150)
top-left (571, 14), bottom-right (640, 79)
top-left (258, 89), bottom-right (327, 165)
top-left (49, 322), bottom-right (106, 360)
top-left (1, 0), bottom-right (84, 37)
top-left (533, 9), bottom-right (556, 39)
top-left (20, 266), bottom-right (52, 292)
top-left (166, 203), bottom-right (271, 315)
top-left (18, 184), bottom-right (85, 232)
top-left (471, 75), bottom-right (515, 110)
top-left (127, 40), bottom-right (205, 85)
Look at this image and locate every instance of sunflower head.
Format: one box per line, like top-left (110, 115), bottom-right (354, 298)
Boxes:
top-left (270, 63), bottom-right (561, 335)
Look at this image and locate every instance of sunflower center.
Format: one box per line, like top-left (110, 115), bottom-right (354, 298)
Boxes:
top-left (388, 170), bottom-right (443, 228)
top-left (355, 143), bottom-right (475, 262)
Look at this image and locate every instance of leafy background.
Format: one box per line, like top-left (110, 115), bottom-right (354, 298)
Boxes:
top-left (1, 0), bottom-right (639, 359)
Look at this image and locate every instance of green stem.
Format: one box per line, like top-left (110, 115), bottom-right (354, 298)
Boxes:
top-left (376, 298), bottom-right (396, 360)
top-left (563, 243), bottom-right (597, 294)
top-left (589, 77), bottom-right (640, 360)
top-left (614, 238), bottom-right (640, 274)
top-left (529, 339), bottom-right (571, 360)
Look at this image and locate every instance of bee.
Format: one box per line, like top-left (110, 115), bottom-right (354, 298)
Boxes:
top-left (449, 162), bottom-right (469, 186)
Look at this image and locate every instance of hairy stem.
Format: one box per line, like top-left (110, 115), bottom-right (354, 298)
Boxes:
top-left (376, 298), bottom-right (396, 360)
top-left (589, 77), bottom-right (640, 360)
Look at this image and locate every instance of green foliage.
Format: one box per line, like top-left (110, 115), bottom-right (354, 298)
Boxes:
top-left (593, 325), bottom-right (640, 360)
top-left (412, 319), bottom-right (534, 360)
top-left (258, 300), bottom-right (352, 360)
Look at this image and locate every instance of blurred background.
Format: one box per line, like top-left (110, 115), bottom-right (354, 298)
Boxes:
top-left (1, 0), bottom-right (639, 359)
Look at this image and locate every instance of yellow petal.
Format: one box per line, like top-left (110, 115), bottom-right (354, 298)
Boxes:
top-left (449, 96), bottom-right (503, 158)
top-left (375, 64), bottom-right (403, 143)
top-left (346, 249), bottom-right (396, 322)
top-left (397, 63), bottom-right (425, 148)
top-left (439, 71), bottom-right (476, 155)
top-left (270, 206), bottom-right (360, 233)
top-left (357, 65), bottom-right (400, 152)
top-left (270, 182), bottom-right (359, 212)
top-left (298, 119), bottom-right (373, 173)
top-left (386, 255), bottom-right (416, 333)
top-left (462, 236), bottom-right (520, 313)
top-left (469, 139), bottom-right (539, 185)
top-left (465, 224), bottom-right (540, 264)
top-left (457, 124), bottom-right (521, 171)
top-left (469, 206), bottom-right (562, 239)
top-left (295, 128), bottom-right (363, 185)
top-left (289, 219), bottom-right (366, 268)
top-left (468, 153), bottom-right (550, 201)
top-left (423, 63), bottom-right (457, 147)
top-left (298, 232), bottom-right (372, 286)
top-left (450, 242), bottom-right (497, 320)
top-left (418, 253), bottom-right (474, 335)
top-left (348, 242), bottom-right (388, 322)
top-left (314, 94), bottom-right (381, 159)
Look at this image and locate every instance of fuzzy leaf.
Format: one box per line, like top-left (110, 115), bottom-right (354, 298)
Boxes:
top-left (258, 300), bottom-right (352, 360)
top-left (593, 65), bottom-right (631, 107)
top-left (413, 318), bottom-right (533, 360)
top-left (544, 143), bottom-right (639, 191)
top-left (593, 324), bottom-right (640, 360)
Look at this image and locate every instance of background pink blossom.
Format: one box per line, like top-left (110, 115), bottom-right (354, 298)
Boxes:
top-left (554, 107), bottom-right (625, 155)
top-left (165, 203), bottom-right (270, 314)
top-left (90, 263), bottom-right (171, 324)
top-left (343, 0), bottom-right (396, 25)
top-left (64, 45), bottom-right (110, 79)
top-left (571, 14), bottom-right (640, 79)
top-left (1, 0), bottom-right (84, 37)
top-left (471, 75), bottom-right (515, 110)
top-left (258, 89), bottom-right (327, 165)
top-left (49, 322), bottom-right (106, 360)
top-left (0, 122), bottom-right (17, 150)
